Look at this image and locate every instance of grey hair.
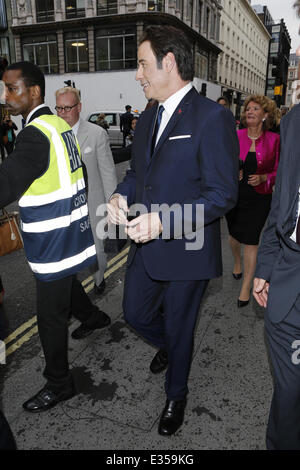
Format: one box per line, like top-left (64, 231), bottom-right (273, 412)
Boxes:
top-left (55, 86), bottom-right (81, 102)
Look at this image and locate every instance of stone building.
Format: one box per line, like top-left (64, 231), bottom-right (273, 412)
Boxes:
top-left (217, 0), bottom-right (271, 118)
top-left (8, 1), bottom-right (221, 88)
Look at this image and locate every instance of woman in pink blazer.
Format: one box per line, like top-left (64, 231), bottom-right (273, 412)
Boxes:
top-left (226, 95), bottom-right (280, 308)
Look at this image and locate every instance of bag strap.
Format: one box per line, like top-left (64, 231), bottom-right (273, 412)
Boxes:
top-left (1, 208), bottom-right (17, 240)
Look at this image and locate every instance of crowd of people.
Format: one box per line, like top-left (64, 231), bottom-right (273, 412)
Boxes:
top-left (0, 5), bottom-right (300, 450)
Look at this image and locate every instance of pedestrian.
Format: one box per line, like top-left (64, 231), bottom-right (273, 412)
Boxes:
top-left (226, 94), bottom-right (280, 307)
top-left (0, 62), bottom-right (111, 412)
top-left (120, 105), bottom-right (133, 147)
top-left (2, 115), bottom-right (17, 155)
top-left (253, 102), bottom-right (300, 450)
top-left (216, 96), bottom-right (230, 108)
top-left (125, 116), bottom-right (138, 147)
top-left (96, 113), bottom-right (110, 132)
top-left (55, 86), bottom-right (117, 327)
top-left (107, 25), bottom-right (239, 436)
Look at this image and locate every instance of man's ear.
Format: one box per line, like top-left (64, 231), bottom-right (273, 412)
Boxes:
top-left (31, 85), bottom-right (42, 99)
top-left (163, 52), bottom-right (175, 73)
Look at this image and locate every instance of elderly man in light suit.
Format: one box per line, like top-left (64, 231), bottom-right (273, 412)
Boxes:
top-left (55, 87), bottom-right (117, 339)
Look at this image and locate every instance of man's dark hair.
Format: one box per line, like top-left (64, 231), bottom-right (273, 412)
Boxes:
top-left (139, 25), bottom-right (194, 81)
top-left (217, 96), bottom-right (229, 106)
top-left (5, 61), bottom-right (45, 99)
top-left (125, 105), bottom-right (132, 111)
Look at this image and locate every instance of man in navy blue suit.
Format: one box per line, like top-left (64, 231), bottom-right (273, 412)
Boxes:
top-left (108, 25), bottom-right (239, 436)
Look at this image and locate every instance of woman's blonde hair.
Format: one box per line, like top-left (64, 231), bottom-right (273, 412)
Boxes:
top-left (241, 94), bottom-right (276, 130)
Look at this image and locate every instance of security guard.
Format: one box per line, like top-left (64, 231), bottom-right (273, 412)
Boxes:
top-left (0, 62), bottom-right (111, 412)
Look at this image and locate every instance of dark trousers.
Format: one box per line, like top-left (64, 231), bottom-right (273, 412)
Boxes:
top-left (122, 130), bottom-right (129, 147)
top-left (123, 248), bottom-right (208, 401)
top-left (265, 299), bottom-right (300, 450)
top-left (0, 409), bottom-right (16, 450)
top-left (36, 275), bottom-right (100, 392)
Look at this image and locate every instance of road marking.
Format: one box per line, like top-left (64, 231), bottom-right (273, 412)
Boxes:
top-left (4, 315), bottom-right (37, 346)
top-left (4, 246), bottom-right (129, 357)
top-left (81, 245), bottom-right (130, 287)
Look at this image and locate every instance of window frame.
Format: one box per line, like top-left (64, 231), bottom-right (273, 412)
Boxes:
top-left (22, 34), bottom-right (59, 74)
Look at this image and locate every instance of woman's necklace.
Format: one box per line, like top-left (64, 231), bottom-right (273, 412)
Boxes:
top-left (247, 133), bottom-right (261, 140)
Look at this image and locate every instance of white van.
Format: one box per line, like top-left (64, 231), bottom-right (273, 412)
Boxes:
top-left (86, 110), bottom-right (139, 147)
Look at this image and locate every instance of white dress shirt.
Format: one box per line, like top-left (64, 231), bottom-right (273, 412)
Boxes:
top-left (26, 104), bottom-right (47, 125)
top-left (155, 82), bottom-right (193, 146)
top-left (290, 189), bottom-right (300, 242)
top-left (72, 119), bottom-right (80, 137)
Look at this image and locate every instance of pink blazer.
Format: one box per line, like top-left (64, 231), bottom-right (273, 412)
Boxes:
top-left (238, 128), bottom-right (280, 194)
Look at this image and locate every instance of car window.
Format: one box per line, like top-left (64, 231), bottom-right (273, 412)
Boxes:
top-left (104, 114), bottom-right (116, 126)
top-left (88, 113), bottom-right (117, 126)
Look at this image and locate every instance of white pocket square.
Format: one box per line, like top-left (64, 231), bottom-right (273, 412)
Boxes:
top-left (83, 146), bottom-right (92, 154)
top-left (169, 135), bottom-right (191, 140)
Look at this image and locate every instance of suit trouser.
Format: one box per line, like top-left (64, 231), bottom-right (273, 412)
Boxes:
top-left (92, 237), bottom-right (107, 287)
top-left (36, 275), bottom-right (100, 392)
top-left (123, 248), bottom-right (208, 401)
top-left (265, 300), bottom-right (300, 450)
top-left (0, 409), bottom-right (16, 450)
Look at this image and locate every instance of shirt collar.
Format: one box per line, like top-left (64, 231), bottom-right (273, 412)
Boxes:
top-left (160, 82), bottom-right (193, 117)
top-left (26, 104), bottom-right (47, 125)
top-left (72, 118), bottom-right (80, 137)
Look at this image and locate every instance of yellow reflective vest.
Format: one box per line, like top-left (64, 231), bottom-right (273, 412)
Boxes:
top-left (19, 114), bottom-right (96, 281)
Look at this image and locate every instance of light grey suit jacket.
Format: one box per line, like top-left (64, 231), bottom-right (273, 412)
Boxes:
top-left (76, 118), bottom-right (117, 281)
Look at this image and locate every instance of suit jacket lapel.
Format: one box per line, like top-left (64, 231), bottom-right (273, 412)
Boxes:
top-left (76, 119), bottom-right (88, 148)
top-left (151, 87), bottom-right (195, 160)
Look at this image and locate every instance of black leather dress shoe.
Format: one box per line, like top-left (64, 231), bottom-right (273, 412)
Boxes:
top-left (71, 311), bottom-right (111, 340)
top-left (158, 399), bottom-right (186, 436)
top-left (150, 349), bottom-right (168, 374)
top-left (237, 298), bottom-right (249, 308)
top-left (23, 385), bottom-right (76, 413)
top-left (94, 279), bottom-right (106, 296)
top-left (232, 272), bottom-right (242, 280)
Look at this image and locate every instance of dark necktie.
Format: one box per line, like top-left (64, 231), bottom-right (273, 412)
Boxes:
top-left (296, 216), bottom-right (300, 245)
top-left (151, 105), bottom-right (164, 155)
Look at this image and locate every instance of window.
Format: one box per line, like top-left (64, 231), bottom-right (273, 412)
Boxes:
top-left (97, 0), bottom-right (118, 15)
top-left (186, 0), bottom-right (193, 22)
top-left (36, 0), bottom-right (54, 22)
top-left (0, 37), bottom-right (9, 63)
top-left (95, 27), bottom-right (136, 71)
top-left (0, 0), bottom-right (7, 31)
top-left (196, 1), bottom-right (202, 28)
top-left (65, 0), bottom-right (85, 19)
top-left (148, 0), bottom-right (164, 12)
top-left (195, 51), bottom-right (208, 80)
top-left (65, 31), bottom-right (88, 72)
top-left (22, 34), bottom-right (58, 74)
top-left (210, 14), bottom-right (216, 39)
top-left (206, 7), bottom-right (210, 34)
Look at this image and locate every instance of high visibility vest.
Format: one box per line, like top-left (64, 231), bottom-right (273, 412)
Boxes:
top-left (19, 114), bottom-right (96, 281)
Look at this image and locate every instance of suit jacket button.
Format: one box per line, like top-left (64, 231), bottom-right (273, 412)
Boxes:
top-left (145, 185), bottom-right (152, 190)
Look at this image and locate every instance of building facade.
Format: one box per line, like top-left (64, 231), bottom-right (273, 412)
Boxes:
top-left (253, 4), bottom-right (291, 107)
top-left (8, 0), bottom-right (223, 115)
top-left (217, 0), bottom-right (270, 119)
top-left (286, 52), bottom-right (300, 108)
top-left (0, 0), bottom-right (16, 63)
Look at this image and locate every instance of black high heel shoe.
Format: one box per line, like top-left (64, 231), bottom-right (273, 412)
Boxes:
top-left (232, 272), bottom-right (242, 280)
top-left (237, 298), bottom-right (249, 308)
